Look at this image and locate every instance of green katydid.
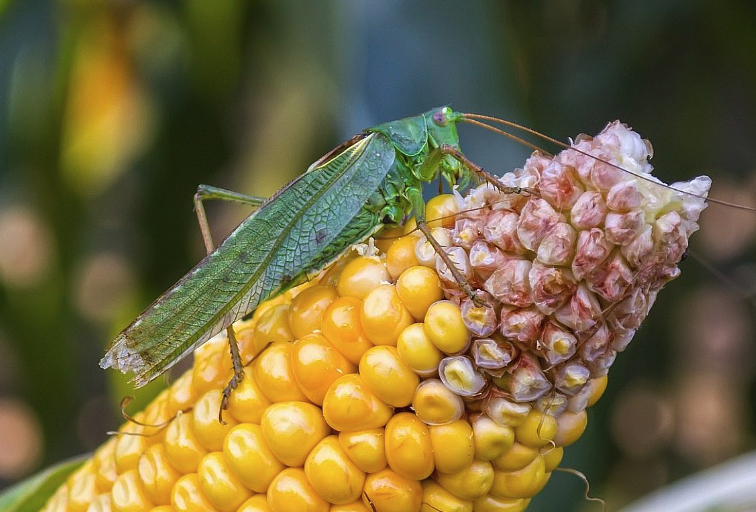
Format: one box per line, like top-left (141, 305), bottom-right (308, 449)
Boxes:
top-left (100, 106), bottom-right (752, 418)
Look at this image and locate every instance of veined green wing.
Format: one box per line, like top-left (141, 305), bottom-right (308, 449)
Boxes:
top-left (101, 132), bottom-right (396, 386)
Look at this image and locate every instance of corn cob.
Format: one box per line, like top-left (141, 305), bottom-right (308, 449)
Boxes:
top-left (42, 121), bottom-right (709, 512)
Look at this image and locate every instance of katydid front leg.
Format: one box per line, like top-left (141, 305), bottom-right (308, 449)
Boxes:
top-left (193, 184), bottom-right (267, 423)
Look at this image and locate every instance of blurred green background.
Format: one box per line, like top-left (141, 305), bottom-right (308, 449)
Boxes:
top-left (0, 0), bottom-right (755, 510)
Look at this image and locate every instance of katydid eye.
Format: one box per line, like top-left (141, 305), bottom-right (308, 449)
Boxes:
top-left (432, 110), bottom-right (450, 127)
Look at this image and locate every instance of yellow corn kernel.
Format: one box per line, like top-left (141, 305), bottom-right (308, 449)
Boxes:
top-left (322, 374), bottom-right (393, 432)
top-left (360, 284), bottom-right (414, 346)
top-left (289, 284), bottom-right (339, 339)
top-left (267, 468), bottom-right (329, 512)
top-left (192, 341), bottom-right (231, 397)
top-left (415, 227), bottom-right (452, 268)
top-left (88, 493), bottom-right (112, 512)
top-left (554, 409), bottom-right (588, 447)
top-left (359, 346), bottom-right (419, 407)
top-left (166, 371), bottom-right (196, 418)
top-left (67, 462), bottom-right (96, 512)
top-left (171, 473), bottom-right (217, 512)
top-left (412, 379), bottom-right (464, 426)
top-left (542, 446), bottom-right (563, 472)
top-left (429, 420), bottom-right (474, 474)
top-left (471, 414), bottom-right (515, 461)
top-left (164, 412), bottom-right (208, 474)
top-left (114, 415), bottom-right (148, 474)
top-left (386, 235), bottom-right (421, 279)
top-left (420, 480), bottom-right (473, 512)
top-left (490, 456), bottom-right (549, 499)
top-left (434, 459), bottom-right (494, 500)
top-left (254, 341), bottom-right (309, 403)
top-left (473, 495), bottom-right (530, 512)
top-left (223, 424), bottom-right (284, 494)
top-left (237, 494), bottom-right (272, 512)
top-left (305, 435), bottom-right (366, 505)
top-left (491, 443), bottom-right (539, 472)
top-left (424, 301), bottom-right (470, 354)
top-left (226, 366), bottom-right (272, 424)
top-left (321, 296), bottom-right (374, 365)
top-left (235, 319), bottom-right (265, 365)
top-left (329, 501), bottom-right (371, 512)
top-left (336, 256), bottom-right (390, 300)
top-left (425, 194), bottom-right (458, 229)
top-left (338, 429), bottom-right (387, 474)
top-left (197, 452), bottom-right (252, 512)
top-left (42, 485), bottom-right (68, 512)
top-left (514, 410), bottom-right (557, 448)
top-left (385, 413), bottom-right (434, 480)
top-left (362, 468), bottom-right (422, 512)
top-left (93, 439), bottom-right (118, 492)
top-left (193, 389), bottom-right (238, 452)
top-left (138, 444), bottom-right (182, 505)
top-left (587, 375), bottom-right (608, 407)
top-left (292, 333), bottom-right (357, 405)
top-left (396, 323), bottom-right (443, 377)
top-left (111, 470), bottom-right (153, 512)
top-left (150, 506), bottom-right (174, 512)
top-left (260, 401), bottom-right (330, 467)
top-left (253, 304), bottom-right (295, 347)
top-left (396, 266), bottom-right (443, 321)
top-left (375, 224), bottom-right (407, 254)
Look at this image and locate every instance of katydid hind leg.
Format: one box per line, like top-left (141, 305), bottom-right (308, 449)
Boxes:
top-left (192, 184), bottom-right (266, 422)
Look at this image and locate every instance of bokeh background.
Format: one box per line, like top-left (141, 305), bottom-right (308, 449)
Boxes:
top-left (1, 0), bottom-right (755, 510)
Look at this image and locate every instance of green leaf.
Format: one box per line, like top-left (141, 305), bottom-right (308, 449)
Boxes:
top-left (0, 455), bottom-right (89, 512)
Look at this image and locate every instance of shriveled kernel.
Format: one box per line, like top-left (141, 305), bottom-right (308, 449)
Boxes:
top-left (429, 420), bottom-right (474, 474)
top-left (226, 366), bottom-right (272, 424)
top-left (261, 401), bottom-right (330, 467)
top-left (359, 346), bottom-right (419, 407)
top-left (172, 473), bottom-right (218, 512)
top-left (321, 296), bottom-right (374, 365)
top-left (473, 494), bottom-right (530, 512)
top-left (587, 375), bottom-right (608, 407)
top-left (253, 304), bottom-right (295, 347)
top-left (439, 356), bottom-right (486, 397)
top-left (138, 444), bottom-right (182, 505)
top-left (434, 459), bottom-right (494, 500)
top-left (542, 446), bottom-right (564, 472)
top-left (421, 480), bottom-right (473, 512)
top-left (111, 470), bottom-right (153, 512)
top-left (386, 235), bottom-right (421, 279)
top-left (361, 284), bottom-right (414, 346)
top-left (67, 464), bottom-right (96, 512)
top-left (338, 428), bottom-right (388, 474)
top-left (385, 413), bottom-right (434, 480)
top-left (267, 468), bottom-right (329, 512)
top-left (491, 443), bottom-right (539, 472)
top-left (490, 456), bottom-right (549, 499)
top-left (337, 256), bottom-right (390, 300)
top-left (254, 341), bottom-right (309, 403)
top-left (425, 194), bottom-right (458, 229)
top-left (198, 452), bottom-right (252, 512)
top-left (483, 395), bottom-right (531, 428)
top-left (288, 284), bottom-right (339, 339)
top-left (167, 371), bottom-right (196, 417)
top-left (237, 494), bottom-right (273, 512)
top-left (396, 323), bottom-right (443, 377)
top-left (193, 389), bottom-right (238, 452)
top-left (471, 414), bottom-right (515, 461)
top-left (554, 409), bottom-right (588, 447)
top-left (323, 374), bottom-right (393, 432)
top-left (424, 301), bottom-right (470, 354)
top-left (291, 333), bottom-right (357, 405)
top-left (164, 412), bottom-right (208, 474)
top-left (362, 468), bottom-right (423, 512)
top-left (514, 409), bottom-right (557, 448)
top-left (395, 266), bottom-right (443, 321)
top-left (412, 379), bottom-right (464, 426)
top-left (415, 227), bottom-right (452, 268)
top-left (224, 424), bottom-right (284, 494)
top-left (305, 435), bottom-right (366, 505)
